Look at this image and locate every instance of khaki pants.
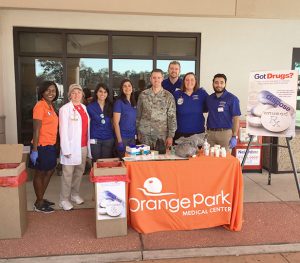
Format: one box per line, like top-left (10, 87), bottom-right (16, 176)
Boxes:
top-left (60, 147), bottom-right (87, 202)
top-left (207, 130), bottom-right (232, 151)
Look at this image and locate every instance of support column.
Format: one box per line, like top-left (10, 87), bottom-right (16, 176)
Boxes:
top-left (0, 116), bottom-right (5, 143)
top-left (0, 15), bottom-right (5, 143)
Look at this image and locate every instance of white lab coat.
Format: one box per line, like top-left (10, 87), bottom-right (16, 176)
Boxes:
top-left (59, 102), bottom-right (91, 165)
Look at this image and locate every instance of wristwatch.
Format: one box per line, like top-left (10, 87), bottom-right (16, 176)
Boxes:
top-left (232, 135), bottom-right (238, 139)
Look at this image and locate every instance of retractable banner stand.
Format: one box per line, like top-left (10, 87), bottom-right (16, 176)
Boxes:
top-left (247, 70), bottom-right (298, 137)
top-left (243, 70), bottom-right (300, 198)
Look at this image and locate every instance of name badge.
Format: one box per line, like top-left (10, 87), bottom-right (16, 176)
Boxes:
top-left (218, 107), bottom-right (224, 112)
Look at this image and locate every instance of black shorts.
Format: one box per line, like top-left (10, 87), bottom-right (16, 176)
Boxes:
top-left (29, 145), bottom-right (57, 171)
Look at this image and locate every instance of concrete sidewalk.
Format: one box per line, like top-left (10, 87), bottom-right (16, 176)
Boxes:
top-left (123, 252), bottom-right (300, 263)
top-left (0, 171), bottom-right (299, 263)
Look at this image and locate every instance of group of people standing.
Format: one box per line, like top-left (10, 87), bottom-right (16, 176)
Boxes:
top-left (137, 61), bottom-right (241, 151)
top-left (29, 79), bottom-right (138, 212)
top-left (29, 60), bottom-right (241, 213)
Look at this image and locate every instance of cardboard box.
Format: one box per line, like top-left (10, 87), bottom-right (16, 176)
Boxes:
top-left (95, 218), bottom-right (127, 238)
top-left (95, 182), bottom-right (127, 238)
top-left (93, 158), bottom-right (126, 177)
top-left (0, 144), bottom-right (28, 239)
top-left (0, 182), bottom-right (27, 239)
top-left (93, 158), bottom-right (127, 238)
top-left (0, 144), bottom-right (25, 177)
top-left (0, 163), bottom-right (26, 177)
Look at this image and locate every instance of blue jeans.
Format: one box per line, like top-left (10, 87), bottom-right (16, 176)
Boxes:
top-left (90, 138), bottom-right (115, 162)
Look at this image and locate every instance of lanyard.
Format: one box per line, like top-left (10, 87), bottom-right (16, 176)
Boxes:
top-left (71, 108), bottom-right (79, 121)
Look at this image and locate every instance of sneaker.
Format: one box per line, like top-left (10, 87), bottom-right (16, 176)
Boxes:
top-left (59, 200), bottom-right (74, 211)
top-left (71, 195), bottom-right (84, 205)
top-left (43, 199), bottom-right (55, 206)
top-left (34, 203), bottom-right (54, 213)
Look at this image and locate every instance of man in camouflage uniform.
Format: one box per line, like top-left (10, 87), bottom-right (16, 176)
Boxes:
top-left (137, 69), bottom-right (177, 148)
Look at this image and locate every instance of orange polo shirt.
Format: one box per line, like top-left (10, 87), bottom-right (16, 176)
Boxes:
top-left (33, 99), bottom-right (58, 146)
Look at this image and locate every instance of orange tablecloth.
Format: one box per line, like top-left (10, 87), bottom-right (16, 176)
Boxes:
top-left (125, 155), bottom-right (243, 234)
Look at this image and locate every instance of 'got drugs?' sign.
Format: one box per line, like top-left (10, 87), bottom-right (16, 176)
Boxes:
top-left (247, 70), bottom-right (298, 137)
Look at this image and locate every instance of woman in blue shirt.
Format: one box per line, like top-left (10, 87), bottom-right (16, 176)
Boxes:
top-left (173, 72), bottom-right (208, 142)
top-left (87, 83), bottom-right (114, 161)
top-left (113, 79), bottom-right (137, 157)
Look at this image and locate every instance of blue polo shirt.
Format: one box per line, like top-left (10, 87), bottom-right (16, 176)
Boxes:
top-left (174, 88), bottom-right (208, 133)
top-left (206, 90), bottom-right (241, 129)
top-left (113, 98), bottom-right (137, 139)
top-left (162, 78), bottom-right (183, 94)
top-left (87, 101), bottom-right (114, 140)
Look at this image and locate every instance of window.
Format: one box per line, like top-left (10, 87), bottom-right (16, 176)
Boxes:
top-left (157, 37), bottom-right (197, 57)
top-left (67, 34), bottom-right (108, 55)
top-left (19, 57), bottom-right (63, 145)
top-left (112, 36), bottom-right (153, 56)
top-left (66, 58), bottom-right (109, 91)
top-left (19, 33), bottom-right (63, 54)
top-left (112, 59), bottom-right (152, 96)
top-left (14, 28), bottom-right (201, 144)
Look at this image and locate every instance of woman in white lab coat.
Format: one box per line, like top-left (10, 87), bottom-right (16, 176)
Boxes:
top-left (59, 84), bottom-right (91, 211)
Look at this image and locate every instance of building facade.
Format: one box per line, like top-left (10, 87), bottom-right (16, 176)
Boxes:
top-left (0, 0), bottom-right (300, 146)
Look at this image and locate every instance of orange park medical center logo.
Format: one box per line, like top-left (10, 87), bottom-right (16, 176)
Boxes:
top-left (129, 177), bottom-right (232, 216)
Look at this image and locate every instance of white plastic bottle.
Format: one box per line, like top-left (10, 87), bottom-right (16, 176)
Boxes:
top-left (215, 148), bottom-right (220, 157)
top-left (203, 139), bottom-right (209, 150)
top-left (221, 147), bottom-right (227, 157)
top-left (203, 139), bottom-right (210, 156)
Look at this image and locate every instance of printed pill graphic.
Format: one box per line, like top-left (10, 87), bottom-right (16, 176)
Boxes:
top-left (100, 198), bottom-right (112, 208)
top-left (248, 116), bottom-right (262, 127)
top-left (261, 107), bottom-right (292, 132)
top-left (106, 201), bottom-right (123, 217)
top-left (99, 191), bottom-right (124, 217)
top-left (251, 103), bottom-right (274, 117)
top-left (258, 90), bottom-right (295, 116)
top-left (99, 207), bottom-right (107, 215)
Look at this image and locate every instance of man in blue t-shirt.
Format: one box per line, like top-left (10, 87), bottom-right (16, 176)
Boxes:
top-left (162, 61), bottom-right (183, 95)
top-left (206, 73), bottom-right (241, 150)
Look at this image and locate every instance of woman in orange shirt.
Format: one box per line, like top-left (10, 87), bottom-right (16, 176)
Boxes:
top-left (29, 81), bottom-right (59, 213)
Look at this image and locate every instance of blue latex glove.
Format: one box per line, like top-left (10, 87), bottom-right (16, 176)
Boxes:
top-left (229, 137), bottom-right (237, 149)
top-left (117, 142), bottom-right (125, 152)
top-left (30, 150), bottom-right (38, 165)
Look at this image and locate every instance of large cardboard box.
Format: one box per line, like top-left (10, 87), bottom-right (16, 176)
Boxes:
top-left (93, 158), bottom-right (126, 177)
top-left (0, 144), bottom-right (28, 239)
top-left (93, 158), bottom-right (127, 238)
